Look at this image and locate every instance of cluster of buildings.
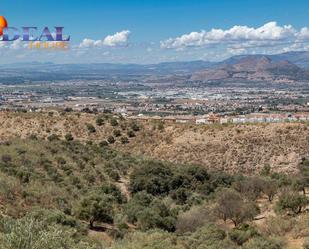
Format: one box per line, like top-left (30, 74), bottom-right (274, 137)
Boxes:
top-left (129, 113), bottom-right (309, 125)
top-left (227, 113), bottom-right (309, 124)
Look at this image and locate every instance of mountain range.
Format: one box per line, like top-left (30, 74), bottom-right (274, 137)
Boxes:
top-left (2, 51), bottom-right (309, 84)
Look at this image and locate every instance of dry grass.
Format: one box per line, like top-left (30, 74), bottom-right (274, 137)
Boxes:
top-left (120, 122), bottom-right (309, 174)
top-left (0, 111), bottom-right (309, 174)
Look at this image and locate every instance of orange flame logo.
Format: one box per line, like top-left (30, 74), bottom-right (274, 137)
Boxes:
top-left (0, 16), bottom-right (8, 36)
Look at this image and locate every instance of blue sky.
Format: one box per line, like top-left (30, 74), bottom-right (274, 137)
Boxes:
top-left (1, 0), bottom-right (309, 64)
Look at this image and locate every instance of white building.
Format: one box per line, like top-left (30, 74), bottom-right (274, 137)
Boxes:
top-left (196, 118), bottom-right (208, 124)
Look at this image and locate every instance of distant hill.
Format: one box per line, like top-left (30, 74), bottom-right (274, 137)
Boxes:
top-left (215, 51), bottom-right (309, 69)
top-left (190, 55), bottom-right (309, 83)
top-left (267, 51), bottom-right (309, 68)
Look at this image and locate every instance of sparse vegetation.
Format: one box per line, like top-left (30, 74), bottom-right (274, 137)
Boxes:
top-left (0, 111), bottom-right (307, 248)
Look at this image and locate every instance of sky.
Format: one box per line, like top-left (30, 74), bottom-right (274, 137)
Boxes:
top-left (1, 0), bottom-right (309, 64)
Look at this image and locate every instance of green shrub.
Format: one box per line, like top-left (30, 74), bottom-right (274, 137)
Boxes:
top-left (75, 194), bottom-right (114, 228)
top-left (125, 191), bottom-right (154, 223)
top-left (107, 136), bottom-right (116, 144)
top-left (158, 122), bottom-right (164, 131)
top-left (107, 170), bottom-right (120, 181)
top-left (113, 130), bottom-right (121, 137)
top-left (86, 123), bottom-right (96, 133)
top-left (242, 236), bottom-right (284, 249)
top-left (110, 118), bottom-right (118, 127)
top-left (176, 206), bottom-right (211, 233)
top-left (29, 209), bottom-right (79, 229)
top-left (276, 188), bottom-right (308, 214)
top-left (186, 224), bottom-right (229, 248)
top-left (130, 122), bottom-right (140, 132)
top-left (100, 183), bottom-right (126, 204)
top-left (264, 216), bottom-right (295, 236)
top-left (130, 161), bottom-right (173, 195)
top-left (229, 224), bottom-right (259, 245)
top-left (0, 216), bottom-right (97, 249)
top-left (64, 133), bottom-right (74, 141)
top-left (99, 140), bottom-right (109, 147)
top-left (127, 130), bottom-right (135, 138)
top-left (120, 137), bottom-right (129, 144)
top-left (96, 117), bottom-right (104, 126)
top-left (29, 134), bottom-right (38, 140)
top-left (299, 159), bottom-right (309, 193)
top-left (136, 199), bottom-right (177, 232)
top-left (110, 230), bottom-right (183, 249)
top-left (47, 134), bottom-right (60, 142)
top-left (271, 173), bottom-right (292, 187)
top-left (170, 187), bottom-right (189, 205)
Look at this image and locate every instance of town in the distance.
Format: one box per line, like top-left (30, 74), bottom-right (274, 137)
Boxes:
top-left (3, 51), bottom-right (309, 125)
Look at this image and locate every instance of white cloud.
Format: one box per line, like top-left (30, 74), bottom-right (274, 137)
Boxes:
top-left (79, 38), bottom-right (103, 48)
top-left (298, 27), bottom-right (309, 40)
top-left (79, 30), bottom-right (131, 48)
top-left (79, 38), bottom-right (96, 48)
top-left (4, 22), bottom-right (309, 64)
top-left (103, 30), bottom-right (130, 46)
top-left (160, 22), bottom-right (308, 49)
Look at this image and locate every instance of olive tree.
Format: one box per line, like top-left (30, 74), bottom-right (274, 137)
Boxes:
top-left (276, 188), bottom-right (308, 215)
top-left (216, 189), bottom-right (260, 227)
top-left (261, 179), bottom-right (278, 202)
top-left (76, 194), bottom-right (114, 228)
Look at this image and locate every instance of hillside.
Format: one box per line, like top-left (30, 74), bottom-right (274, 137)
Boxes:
top-left (0, 111), bottom-right (308, 174)
top-left (119, 122), bottom-right (309, 175)
top-left (0, 111), bottom-right (307, 249)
